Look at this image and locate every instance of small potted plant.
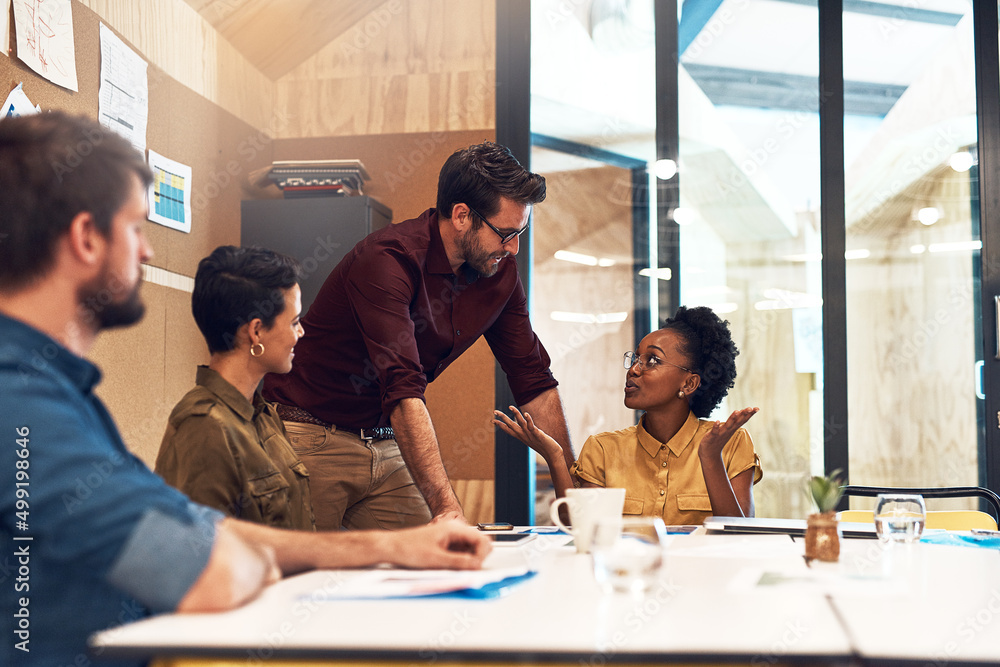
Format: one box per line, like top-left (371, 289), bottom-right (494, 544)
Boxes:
top-left (805, 469), bottom-right (844, 562)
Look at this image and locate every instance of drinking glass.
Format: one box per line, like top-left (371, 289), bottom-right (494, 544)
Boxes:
top-left (590, 516), bottom-right (666, 595)
top-left (874, 493), bottom-right (926, 544)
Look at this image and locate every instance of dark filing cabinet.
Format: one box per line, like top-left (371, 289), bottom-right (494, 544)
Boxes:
top-left (240, 196), bottom-right (392, 313)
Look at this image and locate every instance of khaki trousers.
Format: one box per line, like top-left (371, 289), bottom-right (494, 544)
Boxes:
top-left (282, 420), bottom-right (432, 530)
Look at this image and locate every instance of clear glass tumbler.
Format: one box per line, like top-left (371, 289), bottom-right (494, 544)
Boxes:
top-left (874, 493), bottom-right (926, 544)
top-left (590, 516), bottom-right (666, 595)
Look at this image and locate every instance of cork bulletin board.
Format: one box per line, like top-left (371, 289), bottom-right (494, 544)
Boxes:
top-left (1, 1), bottom-right (274, 464)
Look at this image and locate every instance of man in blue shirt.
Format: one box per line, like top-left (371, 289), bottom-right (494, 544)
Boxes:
top-left (0, 111), bottom-right (491, 667)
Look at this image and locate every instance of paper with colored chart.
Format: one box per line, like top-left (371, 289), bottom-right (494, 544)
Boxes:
top-left (147, 149), bottom-right (192, 233)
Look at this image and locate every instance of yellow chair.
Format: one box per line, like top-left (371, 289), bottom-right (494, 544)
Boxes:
top-left (839, 485), bottom-right (1000, 531)
top-left (838, 509), bottom-right (998, 531)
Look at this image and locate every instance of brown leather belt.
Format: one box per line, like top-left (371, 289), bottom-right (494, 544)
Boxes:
top-left (274, 403), bottom-right (394, 442)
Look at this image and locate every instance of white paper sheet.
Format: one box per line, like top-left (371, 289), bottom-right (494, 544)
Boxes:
top-left (2, 82), bottom-right (39, 117)
top-left (2, 0), bottom-right (12, 57)
top-left (98, 23), bottom-right (147, 152)
top-left (11, 0), bottom-right (78, 90)
top-left (302, 567), bottom-right (533, 600)
top-left (147, 149), bottom-right (192, 233)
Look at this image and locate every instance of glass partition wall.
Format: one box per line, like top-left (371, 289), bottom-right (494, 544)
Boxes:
top-left (844, 3), bottom-right (981, 503)
top-left (519, 0), bottom-right (997, 522)
top-left (529, 0), bottom-right (657, 521)
top-left (676, 1), bottom-right (823, 518)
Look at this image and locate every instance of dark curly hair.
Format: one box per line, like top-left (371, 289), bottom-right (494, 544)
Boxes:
top-left (660, 306), bottom-right (739, 418)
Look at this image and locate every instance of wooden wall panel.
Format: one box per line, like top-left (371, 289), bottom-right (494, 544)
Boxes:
top-left (182, 0), bottom-right (385, 80)
top-left (78, 0), bottom-right (274, 130)
top-left (275, 0), bottom-right (495, 137)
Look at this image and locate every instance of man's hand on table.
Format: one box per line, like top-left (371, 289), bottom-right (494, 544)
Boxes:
top-left (389, 520), bottom-right (493, 570)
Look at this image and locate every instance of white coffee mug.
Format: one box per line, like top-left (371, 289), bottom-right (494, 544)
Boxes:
top-left (549, 487), bottom-right (626, 553)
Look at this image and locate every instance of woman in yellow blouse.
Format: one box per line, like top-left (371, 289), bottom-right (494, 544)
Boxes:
top-left (494, 306), bottom-right (762, 525)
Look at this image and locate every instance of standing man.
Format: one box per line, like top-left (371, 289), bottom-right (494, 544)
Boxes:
top-left (264, 142), bottom-right (572, 528)
top-left (0, 112), bottom-right (490, 667)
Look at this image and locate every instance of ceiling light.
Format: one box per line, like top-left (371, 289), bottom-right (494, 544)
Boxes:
top-left (917, 207), bottom-right (941, 226)
top-left (781, 252), bottom-right (823, 263)
top-left (638, 267), bottom-right (672, 281)
top-left (685, 285), bottom-right (733, 297)
top-left (550, 311), bottom-right (628, 324)
top-left (755, 288), bottom-right (822, 311)
top-left (672, 207), bottom-right (696, 226)
top-left (949, 151), bottom-right (975, 172)
top-left (553, 250), bottom-right (612, 267)
top-left (928, 240), bottom-right (982, 253)
top-left (910, 244), bottom-right (926, 254)
top-left (653, 159), bottom-right (677, 180)
top-left (844, 249), bottom-right (870, 260)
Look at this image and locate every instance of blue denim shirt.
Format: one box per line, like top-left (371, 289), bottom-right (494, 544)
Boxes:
top-left (0, 313), bottom-right (222, 667)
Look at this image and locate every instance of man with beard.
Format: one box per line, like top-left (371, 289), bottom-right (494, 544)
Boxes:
top-left (0, 112), bottom-right (491, 667)
top-left (264, 142), bottom-right (571, 529)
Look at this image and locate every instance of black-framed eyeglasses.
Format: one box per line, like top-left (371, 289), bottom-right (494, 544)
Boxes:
top-left (623, 351), bottom-right (694, 374)
top-left (466, 204), bottom-right (529, 244)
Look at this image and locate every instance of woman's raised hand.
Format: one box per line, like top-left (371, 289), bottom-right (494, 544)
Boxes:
top-left (492, 405), bottom-right (563, 461)
top-left (698, 407), bottom-right (759, 461)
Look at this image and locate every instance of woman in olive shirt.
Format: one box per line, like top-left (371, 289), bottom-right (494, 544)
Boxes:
top-left (494, 306), bottom-right (762, 526)
top-left (156, 246), bottom-right (313, 530)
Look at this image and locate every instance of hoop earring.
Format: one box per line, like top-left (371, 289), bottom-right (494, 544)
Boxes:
top-left (250, 343), bottom-right (265, 357)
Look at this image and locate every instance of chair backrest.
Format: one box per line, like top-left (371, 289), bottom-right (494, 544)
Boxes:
top-left (841, 485), bottom-right (1000, 523)
top-left (838, 509), bottom-right (998, 531)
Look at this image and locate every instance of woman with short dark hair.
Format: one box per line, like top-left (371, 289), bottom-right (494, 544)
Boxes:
top-left (156, 245), bottom-right (314, 529)
top-left (495, 306), bottom-right (762, 525)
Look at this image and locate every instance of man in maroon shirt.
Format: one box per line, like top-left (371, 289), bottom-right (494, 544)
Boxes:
top-left (263, 142), bottom-right (572, 529)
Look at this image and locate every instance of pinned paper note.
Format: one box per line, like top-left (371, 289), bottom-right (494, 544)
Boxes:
top-left (2, 0), bottom-right (12, 57)
top-left (147, 149), bottom-right (192, 233)
top-left (11, 0), bottom-right (78, 91)
top-left (98, 23), bottom-right (147, 152)
top-left (2, 83), bottom-right (40, 117)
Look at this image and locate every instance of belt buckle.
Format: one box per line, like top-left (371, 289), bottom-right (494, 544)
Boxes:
top-left (361, 427), bottom-right (392, 441)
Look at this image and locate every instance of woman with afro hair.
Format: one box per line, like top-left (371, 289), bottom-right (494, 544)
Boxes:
top-left (494, 306), bottom-right (762, 525)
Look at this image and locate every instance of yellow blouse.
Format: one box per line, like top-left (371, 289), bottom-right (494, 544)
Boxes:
top-left (570, 411), bottom-right (762, 526)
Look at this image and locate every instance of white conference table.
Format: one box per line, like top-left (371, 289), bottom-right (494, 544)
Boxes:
top-left (90, 530), bottom-right (1000, 666)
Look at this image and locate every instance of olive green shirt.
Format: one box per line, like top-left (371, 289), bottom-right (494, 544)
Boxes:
top-left (156, 366), bottom-right (315, 530)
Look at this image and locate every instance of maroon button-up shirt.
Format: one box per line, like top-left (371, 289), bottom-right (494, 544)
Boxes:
top-left (263, 208), bottom-right (557, 429)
